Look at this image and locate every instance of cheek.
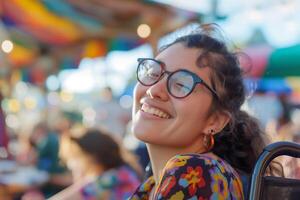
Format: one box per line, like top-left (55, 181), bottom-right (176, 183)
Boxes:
top-left (177, 98), bottom-right (211, 129)
top-left (133, 83), bottom-right (146, 112)
top-left (132, 84), bottom-right (146, 137)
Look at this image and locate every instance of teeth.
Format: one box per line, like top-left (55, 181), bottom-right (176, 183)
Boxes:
top-left (141, 104), bottom-right (170, 119)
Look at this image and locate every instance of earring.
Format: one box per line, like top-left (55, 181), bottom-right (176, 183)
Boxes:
top-left (203, 129), bottom-right (215, 152)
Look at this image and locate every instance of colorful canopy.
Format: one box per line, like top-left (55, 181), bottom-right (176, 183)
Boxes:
top-left (242, 44), bottom-right (300, 98)
top-left (264, 45), bottom-right (300, 78)
top-left (241, 44), bottom-right (273, 77)
top-left (243, 44), bottom-right (300, 78)
top-left (1, 0), bottom-right (195, 71)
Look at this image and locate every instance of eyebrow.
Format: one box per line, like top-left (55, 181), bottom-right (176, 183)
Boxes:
top-left (155, 58), bottom-right (167, 70)
top-left (155, 58), bottom-right (164, 64)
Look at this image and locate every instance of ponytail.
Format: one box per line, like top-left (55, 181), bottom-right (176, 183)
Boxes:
top-left (213, 110), bottom-right (283, 176)
top-left (212, 110), bottom-right (266, 173)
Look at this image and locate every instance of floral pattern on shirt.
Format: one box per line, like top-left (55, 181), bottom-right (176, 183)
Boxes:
top-left (81, 165), bottom-right (140, 200)
top-left (129, 153), bottom-right (244, 200)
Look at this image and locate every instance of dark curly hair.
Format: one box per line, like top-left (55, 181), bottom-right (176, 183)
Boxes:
top-left (161, 24), bottom-right (281, 175)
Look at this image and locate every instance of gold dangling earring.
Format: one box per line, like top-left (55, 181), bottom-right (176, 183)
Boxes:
top-left (204, 129), bottom-right (215, 152)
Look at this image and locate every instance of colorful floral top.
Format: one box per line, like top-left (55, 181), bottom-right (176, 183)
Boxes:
top-left (129, 153), bottom-right (244, 200)
top-left (80, 165), bottom-right (141, 200)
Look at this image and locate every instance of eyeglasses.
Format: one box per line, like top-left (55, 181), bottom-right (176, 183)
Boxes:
top-left (137, 58), bottom-right (219, 99)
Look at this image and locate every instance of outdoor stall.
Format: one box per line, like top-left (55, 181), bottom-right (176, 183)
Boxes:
top-left (0, 0), bottom-right (300, 199)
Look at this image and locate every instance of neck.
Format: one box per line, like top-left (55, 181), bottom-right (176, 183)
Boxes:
top-left (85, 164), bottom-right (104, 180)
top-left (147, 137), bottom-right (206, 184)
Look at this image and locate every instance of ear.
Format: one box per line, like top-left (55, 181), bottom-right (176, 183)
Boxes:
top-left (204, 110), bottom-right (230, 135)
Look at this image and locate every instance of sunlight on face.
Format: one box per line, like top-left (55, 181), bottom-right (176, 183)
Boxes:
top-left (132, 43), bottom-right (214, 148)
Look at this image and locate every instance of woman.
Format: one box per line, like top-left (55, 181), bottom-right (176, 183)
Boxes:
top-left (129, 24), bottom-right (278, 200)
top-left (50, 129), bottom-right (141, 200)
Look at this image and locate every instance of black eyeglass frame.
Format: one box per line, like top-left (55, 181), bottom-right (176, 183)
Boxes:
top-left (137, 58), bottom-right (219, 99)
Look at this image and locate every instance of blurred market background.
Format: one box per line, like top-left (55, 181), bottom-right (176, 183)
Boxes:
top-left (0, 0), bottom-right (300, 199)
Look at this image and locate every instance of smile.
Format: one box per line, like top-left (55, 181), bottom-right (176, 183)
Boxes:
top-left (141, 104), bottom-right (170, 119)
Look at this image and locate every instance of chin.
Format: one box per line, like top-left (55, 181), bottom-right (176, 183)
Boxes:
top-left (132, 127), bottom-right (147, 141)
top-left (132, 126), bottom-right (154, 143)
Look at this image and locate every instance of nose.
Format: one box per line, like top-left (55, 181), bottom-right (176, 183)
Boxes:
top-left (146, 76), bottom-right (169, 101)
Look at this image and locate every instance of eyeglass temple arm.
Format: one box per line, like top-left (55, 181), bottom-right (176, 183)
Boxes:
top-left (201, 81), bottom-right (219, 99)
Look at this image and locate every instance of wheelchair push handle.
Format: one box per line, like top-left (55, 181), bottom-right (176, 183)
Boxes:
top-left (264, 141), bottom-right (300, 159)
top-left (248, 141), bottom-right (300, 200)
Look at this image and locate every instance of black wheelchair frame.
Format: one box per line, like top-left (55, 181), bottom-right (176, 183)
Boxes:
top-left (248, 141), bottom-right (300, 200)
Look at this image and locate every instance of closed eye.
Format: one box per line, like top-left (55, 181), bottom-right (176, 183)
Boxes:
top-left (147, 72), bottom-right (160, 79)
top-left (174, 83), bottom-right (191, 91)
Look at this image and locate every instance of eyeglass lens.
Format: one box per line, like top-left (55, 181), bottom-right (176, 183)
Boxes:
top-left (137, 59), bottom-right (196, 98)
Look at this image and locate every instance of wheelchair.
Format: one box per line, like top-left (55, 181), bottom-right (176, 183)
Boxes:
top-left (248, 141), bottom-right (300, 200)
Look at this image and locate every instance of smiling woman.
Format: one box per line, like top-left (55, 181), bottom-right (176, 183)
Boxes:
top-left (129, 24), bottom-right (282, 200)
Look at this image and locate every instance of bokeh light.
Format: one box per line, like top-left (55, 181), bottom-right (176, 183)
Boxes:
top-left (137, 24), bottom-right (151, 38)
top-left (1, 40), bottom-right (14, 53)
top-left (15, 82), bottom-right (29, 97)
top-left (82, 107), bottom-right (96, 127)
top-left (47, 92), bottom-right (60, 106)
top-left (60, 91), bottom-right (74, 103)
top-left (5, 114), bottom-right (20, 129)
top-left (24, 97), bottom-right (37, 110)
top-left (46, 75), bottom-right (60, 91)
top-left (8, 99), bottom-right (21, 113)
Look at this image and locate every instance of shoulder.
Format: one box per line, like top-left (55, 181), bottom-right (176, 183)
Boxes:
top-left (155, 153), bottom-right (244, 199)
top-left (129, 176), bottom-right (155, 199)
top-left (164, 153), bottom-right (240, 176)
top-left (81, 166), bottom-right (140, 199)
top-left (165, 153), bottom-right (215, 168)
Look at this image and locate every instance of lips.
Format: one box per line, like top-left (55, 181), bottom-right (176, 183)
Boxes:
top-left (141, 103), bottom-right (170, 119)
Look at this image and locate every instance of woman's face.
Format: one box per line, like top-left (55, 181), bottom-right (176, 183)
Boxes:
top-left (132, 43), bottom-right (216, 147)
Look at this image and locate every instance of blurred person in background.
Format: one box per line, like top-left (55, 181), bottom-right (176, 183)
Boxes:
top-left (20, 118), bottom-right (74, 200)
top-left (29, 122), bottom-right (68, 197)
top-left (274, 94), bottom-right (296, 141)
top-left (49, 128), bottom-right (141, 200)
top-left (129, 24), bottom-right (282, 199)
top-left (29, 122), bottom-right (66, 173)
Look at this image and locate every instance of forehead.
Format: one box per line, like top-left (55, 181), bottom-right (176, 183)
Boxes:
top-left (155, 43), bottom-right (212, 80)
